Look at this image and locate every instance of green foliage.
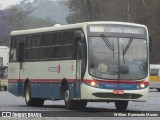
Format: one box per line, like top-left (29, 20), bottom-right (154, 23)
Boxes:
top-left (0, 0), bottom-right (56, 46)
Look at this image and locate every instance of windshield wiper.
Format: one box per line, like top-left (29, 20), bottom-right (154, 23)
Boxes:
top-left (122, 37), bottom-right (133, 63)
top-left (100, 34), bottom-right (114, 58)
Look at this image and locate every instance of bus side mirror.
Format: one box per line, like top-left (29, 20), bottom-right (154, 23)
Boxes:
top-left (149, 35), bottom-right (152, 52)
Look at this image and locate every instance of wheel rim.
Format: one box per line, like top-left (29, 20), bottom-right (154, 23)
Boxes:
top-left (64, 90), bottom-right (69, 102)
top-left (25, 86), bottom-right (30, 102)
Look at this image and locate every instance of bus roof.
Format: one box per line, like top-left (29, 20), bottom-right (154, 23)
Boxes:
top-left (10, 21), bottom-right (147, 36)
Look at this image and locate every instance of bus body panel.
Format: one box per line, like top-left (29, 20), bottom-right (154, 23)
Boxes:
top-left (0, 46), bottom-right (9, 67)
top-left (20, 60), bottom-right (76, 80)
top-left (8, 62), bottom-right (20, 96)
top-left (8, 60), bottom-right (77, 99)
top-left (81, 83), bottom-right (149, 101)
top-left (81, 73), bottom-right (149, 101)
top-left (30, 83), bottom-right (61, 99)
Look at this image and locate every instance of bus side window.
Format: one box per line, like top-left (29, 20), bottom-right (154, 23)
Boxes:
top-left (77, 40), bottom-right (82, 60)
top-left (30, 35), bottom-right (40, 60)
top-left (10, 37), bottom-right (17, 62)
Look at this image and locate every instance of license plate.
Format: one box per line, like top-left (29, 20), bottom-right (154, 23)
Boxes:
top-left (113, 90), bottom-right (124, 94)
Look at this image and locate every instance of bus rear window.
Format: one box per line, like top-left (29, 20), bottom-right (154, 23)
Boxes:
top-left (150, 69), bottom-right (159, 76)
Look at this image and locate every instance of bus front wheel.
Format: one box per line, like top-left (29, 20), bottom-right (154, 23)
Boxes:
top-left (115, 101), bottom-right (128, 110)
top-left (25, 82), bottom-right (44, 107)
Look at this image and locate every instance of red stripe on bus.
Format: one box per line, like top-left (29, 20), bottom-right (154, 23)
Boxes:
top-left (8, 79), bottom-right (76, 83)
top-left (8, 79), bottom-right (149, 85)
top-left (83, 79), bottom-right (149, 85)
top-left (8, 79), bottom-right (19, 83)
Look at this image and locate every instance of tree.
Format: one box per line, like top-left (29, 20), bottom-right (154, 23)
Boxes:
top-left (0, 0), bottom-right (56, 46)
top-left (0, 10), bottom-right (11, 45)
top-left (66, 0), bottom-right (101, 23)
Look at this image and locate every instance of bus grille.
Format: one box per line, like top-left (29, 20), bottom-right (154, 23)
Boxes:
top-left (92, 93), bottom-right (142, 99)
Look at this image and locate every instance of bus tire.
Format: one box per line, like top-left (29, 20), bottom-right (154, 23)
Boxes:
top-left (4, 86), bottom-right (7, 91)
top-left (25, 82), bottom-right (44, 107)
top-left (32, 98), bottom-right (44, 107)
top-left (157, 88), bottom-right (160, 92)
top-left (115, 101), bottom-right (128, 110)
top-left (74, 101), bottom-right (87, 108)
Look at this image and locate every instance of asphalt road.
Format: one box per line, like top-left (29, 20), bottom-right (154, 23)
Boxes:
top-left (0, 89), bottom-right (160, 119)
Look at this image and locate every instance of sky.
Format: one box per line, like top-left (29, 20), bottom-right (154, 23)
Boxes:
top-left (0, 0), bottom-right (34, 9)
top-left (0, 0), bottom-right (20, 9)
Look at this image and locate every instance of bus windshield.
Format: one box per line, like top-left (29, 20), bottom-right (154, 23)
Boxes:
top-left (89, 36), bottom-right (148, 80)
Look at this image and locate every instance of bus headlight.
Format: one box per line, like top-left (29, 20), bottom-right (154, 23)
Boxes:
top-left (90, 81), bottom-right (99, 87)
top-left (137, 81), bottom-right (149, 89)
top-left (140, 83), bottom-right (145, 88)
top-left (83, 80), bottom-right (99, 88)
top-left (90, 81), bottom-right (96, 87)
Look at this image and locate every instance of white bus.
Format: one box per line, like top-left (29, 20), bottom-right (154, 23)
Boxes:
top-left (150, 64), bottom-right (160, 92)
top-left (8, 21), bottom-right (149, 110)
top-left (0, 46), bottom-right (9, 67)
top-left (0, 46), bottom-right (9, 91)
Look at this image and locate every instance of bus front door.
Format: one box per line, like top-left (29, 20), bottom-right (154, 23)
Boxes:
top-left (75, 40), bottom-right (83, 99)
top-left (18, 43), bottom-right (25, 95)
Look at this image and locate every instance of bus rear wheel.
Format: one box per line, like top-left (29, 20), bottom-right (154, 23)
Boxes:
top-left (4, 86), bottom-right (7, 91)
top-left (115, 101), bottom-right (128, 110)
top-left (25, 82), bottom-right (44, 107)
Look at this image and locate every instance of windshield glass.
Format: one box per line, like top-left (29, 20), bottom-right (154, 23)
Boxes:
top-left (89, 37), bottom-right (148, 80)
